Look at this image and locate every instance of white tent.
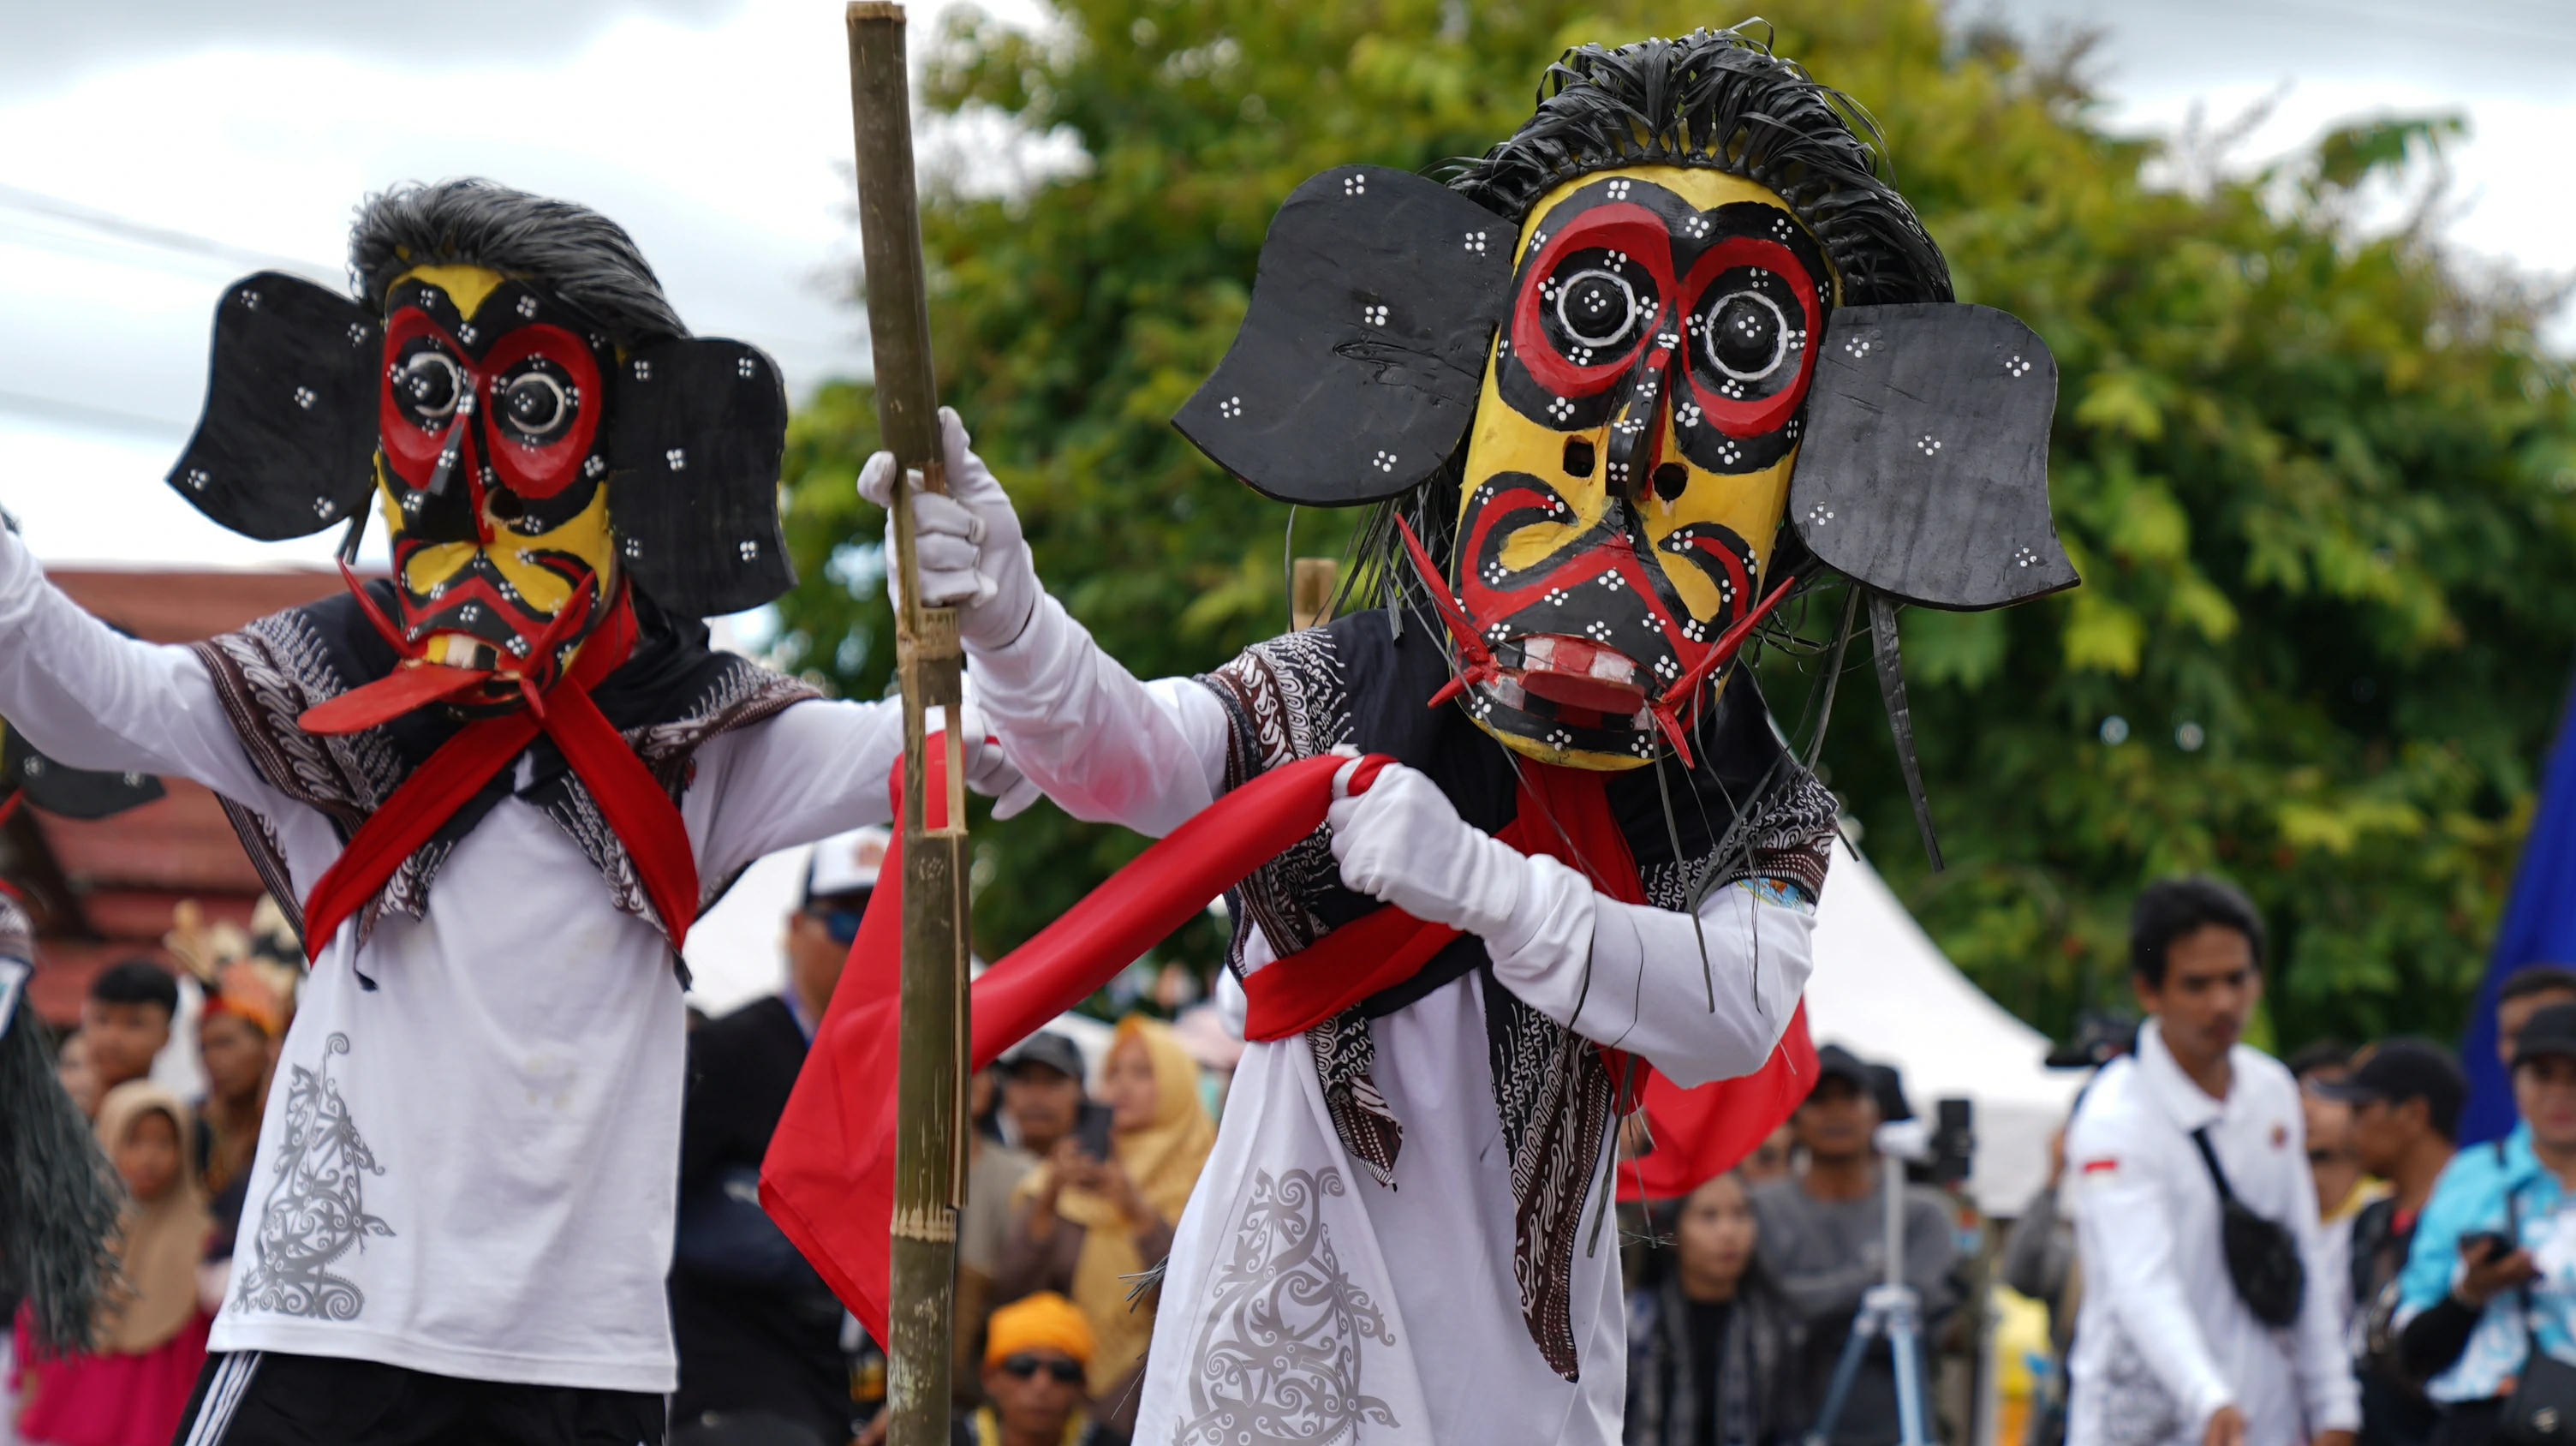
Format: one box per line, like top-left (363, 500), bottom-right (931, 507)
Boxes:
top-left (1804, 836), bottom-right (2079, 1213)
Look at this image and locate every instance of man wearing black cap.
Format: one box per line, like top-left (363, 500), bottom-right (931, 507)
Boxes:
top-left (670, 827), bottom-right (888, 1446)
top-left (999, 1032), bottom-right (1093, 1161)
top-left (1750, 1043), bottom-right (1959, 1446)
top-left (2315, 1040), bottom-right (2464, 1446)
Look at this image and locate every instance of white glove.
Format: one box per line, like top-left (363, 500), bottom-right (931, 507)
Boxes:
top-left (954, 684), bottom-right (1042, 820)
top-left (856, 407), bottom-right (1040, 651)
top-left (1327, 757), bottom-right (1524, 939)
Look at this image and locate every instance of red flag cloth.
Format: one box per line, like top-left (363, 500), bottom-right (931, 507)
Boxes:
top-left (1616, 1002), bottom-right (1816, 1202)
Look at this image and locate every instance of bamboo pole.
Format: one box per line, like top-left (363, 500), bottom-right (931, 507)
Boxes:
top-left (845, 7), bottom-right (971, 1443)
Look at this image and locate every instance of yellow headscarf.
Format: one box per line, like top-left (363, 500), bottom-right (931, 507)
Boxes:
top-left (92, 1081), bottom-right (212, 1354)
top-left (1021, 1015), bottom-right (1215, 1395)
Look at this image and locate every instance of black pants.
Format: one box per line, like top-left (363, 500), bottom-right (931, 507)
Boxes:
top-left (172, 1351), bottom-right (666, 1446)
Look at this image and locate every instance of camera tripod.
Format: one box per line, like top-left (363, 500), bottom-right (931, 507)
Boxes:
top-left (1804, 1152), bottom-right (1935, 1446)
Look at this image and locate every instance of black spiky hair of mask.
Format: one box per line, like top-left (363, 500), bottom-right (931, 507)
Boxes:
top-left (1443, 24), bottom-right (1952, 307)
top-left (349, 178), bottom-right (689, 348)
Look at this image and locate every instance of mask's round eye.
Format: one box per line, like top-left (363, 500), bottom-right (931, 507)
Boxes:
top-left (1537, 248), bottom-right (1658, 364)
top-left (398, 350), bottom-right (464, 421)
top-left (497, 367), bottom-right (575, 444)
top-left (1557, 269), bottom-right (1640, 348)
top-left (1705, 289), bottom-right (1790, 382)
top-left (1685, 264), bottom-right (1810, 408)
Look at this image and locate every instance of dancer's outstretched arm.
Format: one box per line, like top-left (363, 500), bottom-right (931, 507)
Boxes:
top-left (857, 410), bottom-right (1230, 840)
top-left (0, 523), bottom-right (283, 807)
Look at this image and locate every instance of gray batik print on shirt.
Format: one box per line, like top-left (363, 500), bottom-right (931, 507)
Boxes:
top-left (1173, 1167), bottom-right (1397, 1446)
top-left (235, 1032), bottom-right (394, 1320)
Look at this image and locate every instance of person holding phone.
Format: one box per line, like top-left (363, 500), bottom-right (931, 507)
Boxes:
top-left (2394, 1002), bottom-right (2576, 1446)
top-left (993, 1018), bottom-right (1213, 1434)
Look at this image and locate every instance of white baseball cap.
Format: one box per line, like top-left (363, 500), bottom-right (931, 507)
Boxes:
top-left (804, 826), bottom-right (891, 905)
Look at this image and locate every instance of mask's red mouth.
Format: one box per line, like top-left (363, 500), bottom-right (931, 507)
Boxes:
top-left (297, 563), bottom-right (613, 734)
top-left (1503, 634), bottom-right (1646, 713)
top-left (1398, 516), bottom-right (1789, 766)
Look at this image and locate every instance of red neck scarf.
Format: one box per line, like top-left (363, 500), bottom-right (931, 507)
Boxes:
top-left (293, 583), bottom-right (700, 962)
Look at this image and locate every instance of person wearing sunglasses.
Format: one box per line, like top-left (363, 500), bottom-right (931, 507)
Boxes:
top-left (971, 1292), bottom-right (1124, 1446)
top-left (856, 1291), bottom-right (1121, 1446)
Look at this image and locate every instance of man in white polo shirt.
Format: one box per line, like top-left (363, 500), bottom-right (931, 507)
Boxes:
top-left (2065, 876), bottom-right (2359, 1446)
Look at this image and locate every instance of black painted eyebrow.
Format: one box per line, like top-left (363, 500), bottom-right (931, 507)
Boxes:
top-left (1527, 179), bottom-right (1801, 248)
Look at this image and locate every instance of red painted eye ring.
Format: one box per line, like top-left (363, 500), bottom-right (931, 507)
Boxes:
top-left (379, 309), bottom-right (472, 485)
top-left (1508, 202), bottom-right (1679, 398)
top-left (475, 324), bottom-right (602, 501)
top-left (1677, 237), bottom-right (1824, 439)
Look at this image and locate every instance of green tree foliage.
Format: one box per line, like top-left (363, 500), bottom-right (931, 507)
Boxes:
top-left (772, 0), bottom-right (2576, 1044)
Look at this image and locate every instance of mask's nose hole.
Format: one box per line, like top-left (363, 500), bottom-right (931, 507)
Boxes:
top-left (1652, 463), bottom-right (1689, 502)
top-left (1562, 437), bottom-right (1596, 478)
top-left (487, 486), bottom-right (525, 522)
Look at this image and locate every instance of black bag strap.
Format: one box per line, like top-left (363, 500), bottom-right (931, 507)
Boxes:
top-left (2189, 1126), bottom-right (2239, 1203)
top-left (2500, 1138), bottom-right (2543, 1344)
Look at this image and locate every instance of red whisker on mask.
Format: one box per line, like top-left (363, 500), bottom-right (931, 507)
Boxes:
top-left (1643, 572), bottom-right (1795, 767)
top-left (1394, 515), bottom-right (1508, 709)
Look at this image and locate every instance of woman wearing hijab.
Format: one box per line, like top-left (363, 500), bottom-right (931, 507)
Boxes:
top-left (12, 1080), bottom-right (214, 1446)
top-left (993, 1017), bottom-right (1215, 1432)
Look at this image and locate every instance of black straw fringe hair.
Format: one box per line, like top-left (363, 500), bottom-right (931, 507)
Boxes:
top-left (0, 1011), bottom-right (121, 1352)
top-left (349, 178), bottom-right (689, 346)
top-left (1442, 23), bottom-right (1953, 308)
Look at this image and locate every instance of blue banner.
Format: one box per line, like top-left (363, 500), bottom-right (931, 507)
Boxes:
top-left (2462, 672), bottom-right (2576, 1144)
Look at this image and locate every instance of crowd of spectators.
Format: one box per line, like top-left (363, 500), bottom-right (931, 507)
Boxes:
top-left (1987, 883), bottom-right (2576, 1446)
top-left (21, 840), bottom-right (2576, 1446)
top-left (1613, 875), bottom-right (2576, 1446)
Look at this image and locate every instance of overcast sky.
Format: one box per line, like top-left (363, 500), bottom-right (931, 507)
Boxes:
top-left (0, 0), bottom-right (2565, 570)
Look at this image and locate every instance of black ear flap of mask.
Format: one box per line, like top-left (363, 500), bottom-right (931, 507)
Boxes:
top-left (1174, 164), bottom-right (1512, 506)
top-left (607, 338), bottom-right (796, 618)
top-left (166, 272), bottom-right (381, 541)
top-left (2, 725), bottom-right (164, 820)
top-left (1789, 303), bottom-right (2078, 610)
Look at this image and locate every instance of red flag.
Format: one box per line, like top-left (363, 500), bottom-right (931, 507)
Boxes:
top-left (1616, 1001), bottom-right (1816, 1201)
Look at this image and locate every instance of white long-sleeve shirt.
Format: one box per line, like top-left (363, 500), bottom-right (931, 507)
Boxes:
top-left (2065, 1018), bottom-right (2361, 1446)
top-left (0, 525), bottom-right (903, 1392)
top-left (970, 594), bottom-right (1817, 1445)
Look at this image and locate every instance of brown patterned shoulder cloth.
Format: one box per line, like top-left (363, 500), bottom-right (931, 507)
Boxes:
top-left (191, 589), bottom-right (817, 948)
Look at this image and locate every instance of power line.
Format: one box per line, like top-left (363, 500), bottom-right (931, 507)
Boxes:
top-left (0, 389), bottom-right (190, 444)
top-left (0, 183), bottom-right (337, 284)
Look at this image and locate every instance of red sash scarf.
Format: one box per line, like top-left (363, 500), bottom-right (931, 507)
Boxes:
top-left (761, 743), bottom-right (1814, 1347)
top-left (294, 589), bottom-right (701, 961)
